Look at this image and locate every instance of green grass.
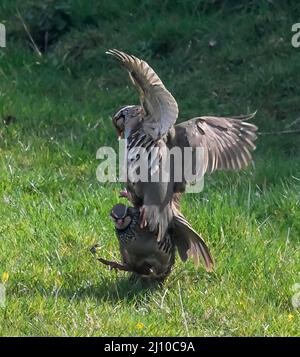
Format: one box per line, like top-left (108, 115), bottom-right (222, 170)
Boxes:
top-left (1, 0), bottom-right (300, 336)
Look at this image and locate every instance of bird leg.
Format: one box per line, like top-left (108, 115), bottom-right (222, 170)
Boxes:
top-left (119, 188), bottom-right (133, 202)
top-left (90, 244), bottom-right (132, 273)
top-left (119, 189), bottom-right (128, 198)
top-left (97, 257), bottom-right (133, 272)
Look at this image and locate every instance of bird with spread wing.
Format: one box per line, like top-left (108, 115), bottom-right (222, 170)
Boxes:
top-left (106, 49), bottom-right (258, 244)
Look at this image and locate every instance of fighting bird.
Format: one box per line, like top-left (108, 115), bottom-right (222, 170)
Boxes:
top-left (92, 203), bottom-right (214, 282)
top-left (106, 49), bottom-right (258, 241)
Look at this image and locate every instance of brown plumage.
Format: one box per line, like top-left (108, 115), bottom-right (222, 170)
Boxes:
top-left (107, 49), bottom-right (258, 240)
top-left (98, 204), bottom-right (214, 282)
top-left (174, 113), bottom-right (257, 174)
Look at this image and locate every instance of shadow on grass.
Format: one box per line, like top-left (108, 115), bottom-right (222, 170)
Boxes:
top-left (61, 275), bottom-right (163, 304)
top-left (65, 264), bottom-right (218, 304)
top-left (57, 261), bottom-right (203, 304)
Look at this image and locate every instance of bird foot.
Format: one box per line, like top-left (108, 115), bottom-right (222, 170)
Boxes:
top-left (119, 189), bottom-right (128, 198)
top-left (119, 189), bottom-right (133, 202)
top-left (97, 257), bottom-right (132, 272)
top-left (90, 245), bottom-right (131, 273)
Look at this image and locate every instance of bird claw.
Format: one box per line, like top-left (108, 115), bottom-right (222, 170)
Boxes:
top-left (119, 189), bottom-right (128, 198)
top-left (119, 189), bottom-right (133, 203)
top-left (97, 257), bottom-right (132, 272)
top-left (90, 246), bottom-right (123, 273)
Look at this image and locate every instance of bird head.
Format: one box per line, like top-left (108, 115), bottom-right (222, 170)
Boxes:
top-left (110, 204), bottom-right (132, 230)
top-left (112, 105), bottom-right (143, 139)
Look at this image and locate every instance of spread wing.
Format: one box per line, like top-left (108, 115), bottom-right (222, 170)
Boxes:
top-left (106, 49), bottom-right (178, 140)
top-left (175, 112), bottom-right (258, 176)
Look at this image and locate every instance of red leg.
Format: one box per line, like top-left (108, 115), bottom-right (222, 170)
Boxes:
top-left (119, 189), bottom-right (129, 198)
top-left (119, 189), bottom-right (133, 203)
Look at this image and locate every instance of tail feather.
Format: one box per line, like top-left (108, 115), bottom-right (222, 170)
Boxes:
top-left (172, 214), bottom-right (214, 272)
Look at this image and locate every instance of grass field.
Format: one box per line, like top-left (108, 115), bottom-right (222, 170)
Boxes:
top-left (1, 0), bottom-right (300, 336)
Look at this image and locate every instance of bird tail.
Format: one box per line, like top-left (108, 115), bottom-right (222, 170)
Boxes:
top-left (171, 213), bottom-right (214, 272)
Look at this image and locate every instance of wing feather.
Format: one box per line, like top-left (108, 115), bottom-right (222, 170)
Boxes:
top-left (106, 49), bottom-right (178, 140)
top-left (175, 113), bottom-right (258, 179)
